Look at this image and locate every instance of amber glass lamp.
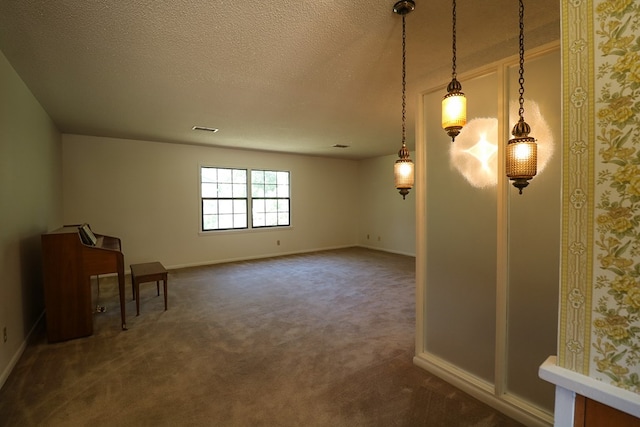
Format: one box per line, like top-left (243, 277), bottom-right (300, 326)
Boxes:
top-left (395, 144), bottom-right (414, 199)
top-left (442, 0), bottom-right (466, 141)
top-left (393, 0), bottom-right (415, 199)
top-left (507, 0), bottom-right (537, 194)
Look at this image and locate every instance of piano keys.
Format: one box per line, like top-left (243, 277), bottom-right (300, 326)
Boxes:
top-left (41, 224), bottom-right (127, 342)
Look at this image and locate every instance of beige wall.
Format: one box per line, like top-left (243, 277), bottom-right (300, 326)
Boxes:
top-left (559, 0), bottom-right (640, 394)
top-left (0, 51), bottom-right (62, 387)
top-left (62, 134), bottom-right (364, 268)
top-left (357, 153), bottom-right (416, 256)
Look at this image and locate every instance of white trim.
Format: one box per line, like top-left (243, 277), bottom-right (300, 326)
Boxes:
top-left (0, 312), bottom-right (45, 391)
top-left (358, 244), bottom-right (415, 258)
top-left (495, 61), bottom-right (510, 399)
top-left (415, 352), bottom-right (553, 427)
top-left (415, 85), bottom-right (427, 356)
top-left (539, 355), bottom-right (640, 419)
top-left (553, 386), bottom-right (576, 427)
top-left (145, 244), bottom-right (352, 271)
top-left (96, 245), bottom-right (412, 277)
top-left (163, 244), bottom-right (412, 271)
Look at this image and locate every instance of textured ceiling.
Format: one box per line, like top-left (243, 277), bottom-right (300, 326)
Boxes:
top-left (0, 0), bottom-right (560, 160)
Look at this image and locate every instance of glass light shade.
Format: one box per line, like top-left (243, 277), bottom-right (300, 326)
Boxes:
top-left (506, 136), bottom-right (537, 194)
top-left (442, 92), bottom-right (467, 139)
top-left (394, 158), bottom-right (414, 199)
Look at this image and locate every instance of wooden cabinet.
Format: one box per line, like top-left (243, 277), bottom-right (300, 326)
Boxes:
top-left (574, 394), bottom-right (640, 427)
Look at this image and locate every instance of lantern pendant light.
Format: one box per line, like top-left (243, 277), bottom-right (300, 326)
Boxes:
top-left (442, 0), bottom-right (466, 141)
top-left (393, 0), bottom-right (415, 199)
top-left (506, 0), bottom-right (537, 194)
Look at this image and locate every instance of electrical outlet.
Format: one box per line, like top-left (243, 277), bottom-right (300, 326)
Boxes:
top-left (277, 240), bottom-right (281, 246)
top-left (3, 327), bottom-right (6, 343)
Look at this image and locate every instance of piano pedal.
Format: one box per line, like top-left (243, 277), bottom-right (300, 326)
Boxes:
top-left (95, 305), bottom-right (106, 313)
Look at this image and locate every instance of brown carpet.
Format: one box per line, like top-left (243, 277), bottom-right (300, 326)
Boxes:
top-left (0, 247), bottom-right (523, 426)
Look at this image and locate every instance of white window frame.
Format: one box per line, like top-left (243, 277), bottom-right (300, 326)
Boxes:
top-left (200, 166), bottom-right (291, 232)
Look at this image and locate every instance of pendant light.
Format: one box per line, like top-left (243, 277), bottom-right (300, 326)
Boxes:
top-left (442, 0), bottom-right (466, 142)
top-left (506, 0), bottom-right (537, 194)
top-left (393, 0), bottom-right (415, 200)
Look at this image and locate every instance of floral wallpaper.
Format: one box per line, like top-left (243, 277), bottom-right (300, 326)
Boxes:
top-left (592, 0), bottom-right (640, 392)
top-left (559, 0), bottom-right (640, 392)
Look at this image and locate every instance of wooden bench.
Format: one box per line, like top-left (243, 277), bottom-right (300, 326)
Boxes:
top-left (130, 262), bottom-right (168, 316)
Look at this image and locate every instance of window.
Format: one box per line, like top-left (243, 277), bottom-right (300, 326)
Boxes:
top-left (200, 167), bottom-right (290, 231)
top-left (201, 168), bottom-right (248, 230)
top-left (251, 170), bottom-right (290, 228)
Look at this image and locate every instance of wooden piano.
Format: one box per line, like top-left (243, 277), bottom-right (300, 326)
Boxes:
top-left (41, 224), bottom-right (127, 342)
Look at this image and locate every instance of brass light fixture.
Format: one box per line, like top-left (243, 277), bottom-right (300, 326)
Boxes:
top-left (506, 0), bottom-right (537, 194)
top-left (442, 0), bottom-right (466, 142)
top-left (393, 0), bottom-right (415, 200)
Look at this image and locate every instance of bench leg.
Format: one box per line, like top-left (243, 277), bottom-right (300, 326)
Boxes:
top-left (135, 281), bottom-right (140, 316)
top-left (163, 275), bottom-right (168, 311)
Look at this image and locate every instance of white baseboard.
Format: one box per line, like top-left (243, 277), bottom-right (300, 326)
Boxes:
top-left (0, 311), bottom-right (45, 391)
top-left (413, 352), bottom-right (554, 427)
top-left (357, 244), bottom-right (415, 258)
top-left (101, 245), bottom-right (414, 275)
top-left (166, 244), bottom-right (358, 271)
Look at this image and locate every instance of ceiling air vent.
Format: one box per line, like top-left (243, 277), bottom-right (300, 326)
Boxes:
top-left (192, 126), bottom-right (219, 133)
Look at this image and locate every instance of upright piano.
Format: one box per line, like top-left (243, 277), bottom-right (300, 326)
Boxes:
top-left (41, 224), bottom-right (127, 342)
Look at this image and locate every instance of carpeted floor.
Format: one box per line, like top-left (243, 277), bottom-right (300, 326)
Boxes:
top-left (0, 247), bottom-right (524, 426)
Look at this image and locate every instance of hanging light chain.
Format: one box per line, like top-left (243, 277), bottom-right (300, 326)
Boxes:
top-left (401, 13), bottom-right (407, 147)
top-left (451, 0), bottom-right (457, 79)
top-left (518, 0), bottom-right (525, 120)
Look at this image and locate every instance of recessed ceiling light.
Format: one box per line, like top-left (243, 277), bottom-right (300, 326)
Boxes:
top-left (332, 144), bottom-right (350, 148)
top-left (192, 126), bottom-right (219, 133)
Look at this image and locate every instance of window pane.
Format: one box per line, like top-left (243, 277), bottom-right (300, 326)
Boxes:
top-left (203, 214), bottom-right (217, 230)
top-left (277, 184), bottom-right (289, 198)
top-left (265, 213), bottom-right (278, 226)
top-left (219, 199), bottom-right (233, 214)
top-left (253, 212), bottom-right (265, 227)
top-left (252, 184), bottom-right (264, 198)
top-left (265, 171), bottom-right (277, 184)
top-left (234, 199), bottom-right (247, 214)
top-left (233, 183), bottom-right (246, 197)
top-left (265, 199), bottom-right (278, 212)
top-left (219, 214), bottom-right (233, 229)
top-left (234, 214), bottom-right (247, 228)
top-left (218, 169), bottom-right (232, 183)
top-left (202, 183), bottom-right (217, 197)
top-left (277, 199), bottom-right (289, 211)
top-left (265, 184), bottom-right (276, 197)
top-left (218, 183), bottom-right (232, 197)
top-left (253, 199), bottom-right (265, 213)
top-left (277, 171), bottom-right (289, 184)
top-left (233, 169), bottom-right (246, 182)
top-left (203, 199), bottom-right (217, 214)
top-left (278, 213), bottom-right (289, 226)
top-left (252, 170), bottom-right (264, 184)
top-left (202, 168), bottom-right (217, 183)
